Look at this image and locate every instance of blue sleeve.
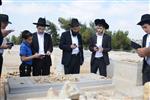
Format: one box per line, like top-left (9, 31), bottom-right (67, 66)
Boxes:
top-left (20, 45), bottom-right (27, 56)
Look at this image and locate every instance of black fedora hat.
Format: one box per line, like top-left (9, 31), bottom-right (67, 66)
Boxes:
top-left (0, 14), bottom-right (12, 24)
top-left (137, 14), bottom-right (150, 25)
top-left (69, 18), bottom-right (80, 27)
top-left (33, 17), bottom-right (49, 27)
top-left (94, 19), bottom-right (109, 29)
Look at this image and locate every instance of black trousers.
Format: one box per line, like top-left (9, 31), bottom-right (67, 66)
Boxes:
top-left (91, 57), bottom-right (107, 77)
top-left (19, 63), bottom-right (32, 77)
top-left (32, 57), bottom-right (50, 76)
top-left (64, 54), bottom-right (80, 74)
top-left (0, 54), bottom-right (3, 77)
top-left (143, 63), bottom-right (150, 85)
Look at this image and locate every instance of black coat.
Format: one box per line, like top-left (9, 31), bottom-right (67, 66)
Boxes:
top-left (0, 30), bottom-right (3, 46)
top-left (31, 32), bottom-right (53, 66)
top-left (59, 30), bottom-right (84, 66)
top-left (142, 34), bottom-right (148, 73)
top-left (89, 33), bottom-right (111, 65)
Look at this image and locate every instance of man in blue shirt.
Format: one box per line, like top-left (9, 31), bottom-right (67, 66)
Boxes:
top-left (20, 30), bottom-right (41, 77)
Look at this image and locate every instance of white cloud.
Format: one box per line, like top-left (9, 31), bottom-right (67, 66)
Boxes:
top-left (1, 3), bottom-right (57, 15)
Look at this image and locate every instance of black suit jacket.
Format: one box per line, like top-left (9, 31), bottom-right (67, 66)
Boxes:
top-left (59, 30), bottom-right (84, 66)
top-left (142, 34), bottom-right (148, 73)
top-left (89, 33), bottom-right (111, 65)
top-left (31, 32), bottom-right (53, 66)
top-left (0, 32), bottom-right (3, 46)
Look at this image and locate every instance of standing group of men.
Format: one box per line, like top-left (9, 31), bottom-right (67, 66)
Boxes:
top-left (19, 17), bottom-right (111, 77)
top-left (0, 13), bottom-right (150, 85)
top-left (59, 18), bottom-right (111, 76)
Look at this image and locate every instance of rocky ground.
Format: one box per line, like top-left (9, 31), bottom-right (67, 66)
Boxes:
top-left (0, 45), bottom-right (145, 100)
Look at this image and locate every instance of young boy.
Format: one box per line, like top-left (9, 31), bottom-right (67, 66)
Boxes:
top-left (0, 14), bottom-right (14, 77)
top-left (20, 30), bottom-right (41, 77)
top-left (137, 14), bottom-right (150, 84)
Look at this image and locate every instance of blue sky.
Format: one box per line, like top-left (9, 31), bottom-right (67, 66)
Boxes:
top-left (0, 0), bottom-right (150, 40)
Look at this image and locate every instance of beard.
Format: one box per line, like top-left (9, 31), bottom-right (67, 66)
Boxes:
top-left (71, 30), bottom-right (79, 36)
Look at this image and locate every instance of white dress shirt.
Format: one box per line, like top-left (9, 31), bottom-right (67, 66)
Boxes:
top-left (0, 38), bottom-right (7, 54)
top-left (95, 33), bottom-right (103, 58)
top-left (37, 33), bottom-right (45, 55)
top-left (70, 30), bottom-right (79, 54)
top-left (145, 34), bottom-right (150, 65)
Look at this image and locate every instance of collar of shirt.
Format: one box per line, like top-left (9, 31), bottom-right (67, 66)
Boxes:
top-left (147, 34), bottom-right (150, 38)
top-left (22, 40), bottom-right (30, 47)
top-left (37, 32), bottom-right (45, 36)
top-left (70, 30), bottom-right (78, 42)
top-left (70, 30), bottom-right (73, 36)
top-left (146, 34), bottom-right (150, 47)
top-left (70, 30), bottom-right (78, 37)
top-left (96, 32), bottom-right (104, 37)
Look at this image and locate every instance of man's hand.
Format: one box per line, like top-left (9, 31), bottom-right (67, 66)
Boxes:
top-left (46, 51), bottom-right (51, 56)
top-left (33, 53), bottom-right (42, 58)
top-left (0, 44), bottom-right (11, 49)
top-left (98, 47), bottom-right (103, 52)
top-left (70, 44), bottom-right (77, 49)
top-left (93, 46), bottom-right (99, 51)
top-left (137, 48), bottom-right (147, 57)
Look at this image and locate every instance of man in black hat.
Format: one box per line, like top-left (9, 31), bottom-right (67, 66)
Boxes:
top-left (0, 14), bottom-right (14, 37)
top-left (59, 18), bottom-right (84, 74)
top-left (0, 14), bottom-right (14, 77)
top-left (31, 17), bottom-right (53, 76)
top-left (137, 14), bottom-right (150, 84)
top-left (89, 19), bottom-right (111, 77)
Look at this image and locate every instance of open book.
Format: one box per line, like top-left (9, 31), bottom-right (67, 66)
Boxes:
top-left (131, 41), bottom-right (141, 49)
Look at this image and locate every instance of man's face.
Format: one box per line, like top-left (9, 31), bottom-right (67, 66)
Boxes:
top-left (26, 36), bottom-right (32, 44)
top-left (142, 24), bottom-right (150, 34)
top-left (71, 26), bottom-right (80, 33)
top-left (37, 26), bottom-right (45, 33)
top-left (1, 22), bottom-right (8, 29)
top-left (95, 26), bottom-right (105, 34)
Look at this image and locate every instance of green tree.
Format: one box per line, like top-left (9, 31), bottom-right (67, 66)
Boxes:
top-left (16, 34), bottom-right (22, 45)
top-left (106, 30), bottom-right (112, 37)
top-left (10, 34), bottom-right (22, 45)
top-left (58, 17), bottom-right (71, 31)
top-left (89, 21), bottom-right (96, 34)
top-left (80, 24), bottom-right (93, 49)
top-left (11, 35), bottom-right (17, 44)
top-left (46, 20), bottom-right (60, 46)
top-left (112, 30), bottom-right (131, 50)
